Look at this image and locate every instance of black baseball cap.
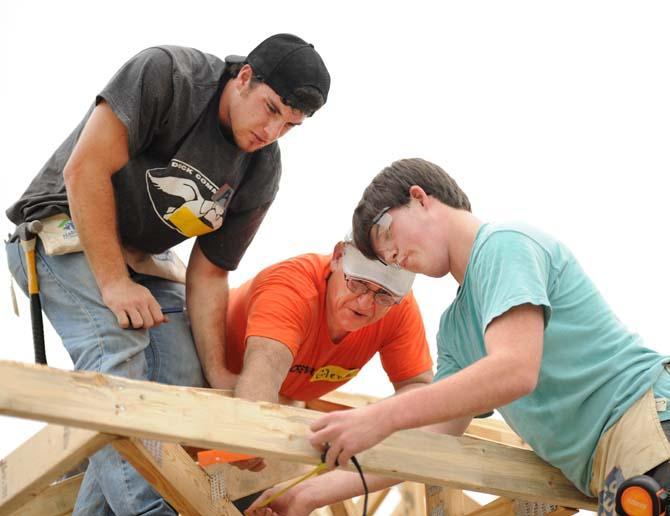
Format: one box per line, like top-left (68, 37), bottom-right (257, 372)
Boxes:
top-left (227, 33), bottom-right (330, 114)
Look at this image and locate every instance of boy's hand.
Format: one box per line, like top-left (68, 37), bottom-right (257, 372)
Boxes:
top-left (308, 405), bottom-right (393, 468)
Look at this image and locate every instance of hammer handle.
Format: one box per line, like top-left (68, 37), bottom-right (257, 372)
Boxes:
top-left (30, 295), bottom-right (46, 365)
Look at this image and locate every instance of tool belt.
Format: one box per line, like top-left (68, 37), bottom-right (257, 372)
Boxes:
top-left (9, 213), bottom-right (187, 284)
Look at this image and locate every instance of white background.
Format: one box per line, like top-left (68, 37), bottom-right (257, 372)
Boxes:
top-left (1, 0), bottom-right (669, 509)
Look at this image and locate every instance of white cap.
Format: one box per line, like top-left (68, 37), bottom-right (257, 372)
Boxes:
top-left (342, 243), bottom-right (415, 297)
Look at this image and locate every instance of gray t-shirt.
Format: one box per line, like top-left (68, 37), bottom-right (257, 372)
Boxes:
top-left (6, 46), bottom-right (281, 270)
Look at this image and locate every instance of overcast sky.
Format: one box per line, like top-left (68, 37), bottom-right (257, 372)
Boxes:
top-left (1, 2), bottom-right (669, 489)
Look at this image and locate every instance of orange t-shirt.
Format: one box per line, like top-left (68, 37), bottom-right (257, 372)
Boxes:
top-left (226, 253), bottom-right (432, 401)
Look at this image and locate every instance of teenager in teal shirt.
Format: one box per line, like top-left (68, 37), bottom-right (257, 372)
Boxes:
top-left (306, 158), bottom-right (670, 507)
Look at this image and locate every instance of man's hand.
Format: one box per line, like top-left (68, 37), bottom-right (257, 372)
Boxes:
top-left (245, 483), bottom-right (314, 516)
top-left (101, 277), bottom-right (166, 329)
top-left (230, 456), bottom-right (266, 472)
top-left (309, 404), bottom-right (393, 469)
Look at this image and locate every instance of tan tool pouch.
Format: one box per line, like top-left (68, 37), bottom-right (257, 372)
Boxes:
top-left (37, 213), bottom-right (186, 284)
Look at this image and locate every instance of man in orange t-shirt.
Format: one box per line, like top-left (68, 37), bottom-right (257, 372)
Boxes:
top-left (223, 241), bottom-right (433, 471)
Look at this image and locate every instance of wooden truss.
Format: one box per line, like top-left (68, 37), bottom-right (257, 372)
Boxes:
top-left (0, 360), bottom-right (597, 515)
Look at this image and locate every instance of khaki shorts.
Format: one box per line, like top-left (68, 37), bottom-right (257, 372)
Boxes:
top-left (590, 389), bottom-right (670, 496)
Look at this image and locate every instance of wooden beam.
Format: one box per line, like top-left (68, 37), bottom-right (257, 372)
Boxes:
top-left (112, 438), bottom-right (241, 516)
top-left (306, 397), bottom-right (352, 413)
top-left (464, 419), bottom-right (529, 450)
top-left (424, 485), bottom-right (489, 516)
top-left (8, 473), bottom-right (82, 516)
top-left (0, 361), bottom-right (597, 510)
top-left (319, 391), bottom-right (379, 408)
top-left (392, 482), bottom-right (426, 516)
top-left (546, 507), bottom-right (578, 516)
top-left (408, 482), bottom-right (427, 514)
top-left (366, 487), bottom-right (391, 515)
top-left (468, 497), bottom-right (515, 516)
top-left (348, 487), bottom-right (391, 516)
top-left (328, 499), bottom-right (357, 516)
top-left (463, 492), bottom-right (483, 514)
top-left (426, 485), bottom-right (467, 516)
top-left (0, 423), bottom-right (115, 515)
top-left (200, 458), bottom-right (311, 501)
top-left (319, 392), bottom-right (528, 449)
top-left (513, 500), bottom-right (573, 516)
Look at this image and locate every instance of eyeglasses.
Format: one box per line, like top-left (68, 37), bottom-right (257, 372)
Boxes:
top-left (344, 275), bottom-right (401, 307)
top-left (371, 208), bottom-right (402, 269)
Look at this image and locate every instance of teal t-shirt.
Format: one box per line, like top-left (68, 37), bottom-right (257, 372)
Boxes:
top-left (435, 222), bottom-right (670, 494)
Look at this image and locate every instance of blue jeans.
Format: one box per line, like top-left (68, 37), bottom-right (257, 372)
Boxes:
top-left (6, 240), bottom-right (206, 516)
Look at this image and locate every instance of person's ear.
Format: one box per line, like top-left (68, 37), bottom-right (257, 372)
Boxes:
top-left (409, 185), bottom-right (429, 206)
top-left (236, 64), bottom-right (253, 92)
top-left (331, 242), bottom-right (345, 271)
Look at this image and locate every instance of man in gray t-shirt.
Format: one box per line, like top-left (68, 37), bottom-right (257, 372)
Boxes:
top-left (5, 34), bottom-right (330, 516)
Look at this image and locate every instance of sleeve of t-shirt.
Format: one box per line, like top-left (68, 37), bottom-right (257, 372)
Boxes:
top-left (96, 47), bottom-right (175, 157)
top-left (243, 263), bottom-right (316, 358)
top-left (196, 144), bottom-right (282, 270)
top-left (472, 230), bottom-right (552, 334)
top-left (378, 291), bottom-right (434, 384)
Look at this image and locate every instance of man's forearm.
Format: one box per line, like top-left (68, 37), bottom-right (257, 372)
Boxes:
top-left (186, 269), bottom-right (231, 387)
top-left (385, 353), bottom-right (535, 433)
top-left (234, 368), bottom-right (280, 402)
top-left (391, 369), bottom-right (433, 396)
top-left (297, 470), bottom-right (400, 510)
top-left (233, 341), bottom-right (293, 403)
top-left (63, 101), bottom-right (131, 292)
top-left (66, 170), bottom-right (128, 289)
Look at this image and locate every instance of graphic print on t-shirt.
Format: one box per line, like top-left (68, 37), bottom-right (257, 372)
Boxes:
top-left (146, 159), bottom-right (235, 237)
top-left (309, 365), bottom-right (360, 383)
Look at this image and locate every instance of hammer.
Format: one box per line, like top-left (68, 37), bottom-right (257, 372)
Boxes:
top-left (16, 220), bottom-right (46, 364)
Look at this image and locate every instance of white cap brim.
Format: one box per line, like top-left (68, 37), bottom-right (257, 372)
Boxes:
top-left (342, 244), bottom-right (415, 297)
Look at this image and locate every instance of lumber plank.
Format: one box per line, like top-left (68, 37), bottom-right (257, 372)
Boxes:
top-left (546, 508), bottom-right (578, 516)
top-left (463, 492), bottom-right (483, 514)
top-left (366, 487), bottom-right (391, 515)
top-left (426, 485), bottom-right (466, 516)
top-left (468, 497), bottom-right (515, 516)
top-left (425, 485), bottom-right (485, 516)
top-left (0, 361), bottom-right (597, 510)
top-left (329, 499), bottom-right (356, 516)
top-left (319, 391), bottom-right (379, 407)
top-left (9, 473), bottom-right (82, 516)
top-left (318, 393), bottom-right (528, 449)
top-left (332, 490), bottom-right (389, 516)
top-left (464, 419), bottom-right (529, 450)
top-left (306, 397), bottom-right (352, 413)
top-left (392, 482), bottom-right (426, 516)
top-left (0, 424), bottom-right (114, 515)
top-left (112, 438), bottom-right (241, 516)
top-left (201, 458), bottom-right (310, 501)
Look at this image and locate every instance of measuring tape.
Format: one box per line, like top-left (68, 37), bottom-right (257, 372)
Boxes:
top-left (616, 475), bottom-right (669, 516)
top-left (257, 444), bottom-right (369, 515)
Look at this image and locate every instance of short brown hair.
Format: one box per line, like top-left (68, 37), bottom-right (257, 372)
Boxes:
top-left (352, 158), bottom-right (471, 259)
